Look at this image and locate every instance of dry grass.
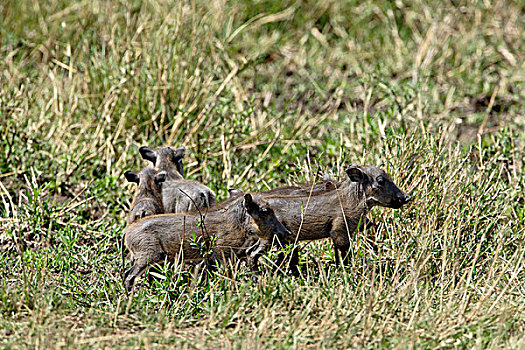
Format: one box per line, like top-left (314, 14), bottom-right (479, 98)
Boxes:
top-left (1, 0), bottom-right (524, 348)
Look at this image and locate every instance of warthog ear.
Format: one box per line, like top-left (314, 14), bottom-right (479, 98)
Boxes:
top-left (154, 171), bottom-right (167, 185)
top-left (228, 189), bottom-right (244, 198)
top-left (139, 146), bottom-right (157, 165)
top-left (243, 193), bottom-right (258, 213)
top-left (173, 145), bottom-right (186, 160)
top-left (172, 146), bottom-right (186, 177)
top-left (345, 165), bottom-right (367, 183)
top-left (176, 159), bottom-right (184, 178)
top-left (124, 171), bottom-right (140, 184)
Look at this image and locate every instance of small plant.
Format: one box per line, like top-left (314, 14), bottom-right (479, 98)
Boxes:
top-left (1, 0), bottom-right (524, 347)
top-left (188, 229), bottom-right (218, 269)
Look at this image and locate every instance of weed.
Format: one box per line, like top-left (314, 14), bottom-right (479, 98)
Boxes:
top-left (0, 0), bottom-right (524, 348)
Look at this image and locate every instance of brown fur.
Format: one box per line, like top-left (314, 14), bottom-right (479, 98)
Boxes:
top-left (139, 145), bottom-right (216, 213)
top-left (125, 168), bottom-right (166, 225)
top-left (250, 165), bottom-right (412, 266)
top-left (121, 193), bottom-right (290, 290)
top-left (229, 179), bottom-right (372, 269)
top-left (261, 180), bottom-right (337, 196)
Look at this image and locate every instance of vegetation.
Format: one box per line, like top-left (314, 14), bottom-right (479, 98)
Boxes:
top-left (1, 0), bottom-right (524, 348)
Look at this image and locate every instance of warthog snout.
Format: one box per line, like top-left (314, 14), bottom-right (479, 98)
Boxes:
top-left (390, 192), bottom-right (412, 209)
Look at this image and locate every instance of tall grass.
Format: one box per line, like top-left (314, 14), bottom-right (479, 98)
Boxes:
top-left (1, 0), bottom-right (524, 348)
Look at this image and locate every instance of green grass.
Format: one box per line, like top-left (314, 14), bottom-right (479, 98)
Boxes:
top-left (1, 0), bottom-right (524, 348)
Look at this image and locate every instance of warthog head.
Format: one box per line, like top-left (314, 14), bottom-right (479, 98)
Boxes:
top-left (139, 145), bottom-right (185, 178)
top-left (125, 168), bottom-right (167, 224)
top-left (346, 164), bottom-right (412, 209)
top-left (228, 188), bottom-right (244, 198)
top-left (244, 193), bottom-right (291, 242)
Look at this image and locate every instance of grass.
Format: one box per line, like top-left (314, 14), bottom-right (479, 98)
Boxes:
top-left (1, 0), bottom-right (524, 348)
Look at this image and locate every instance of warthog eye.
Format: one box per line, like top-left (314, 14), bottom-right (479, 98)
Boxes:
top-left (376, 176), bottom-right (385, 186)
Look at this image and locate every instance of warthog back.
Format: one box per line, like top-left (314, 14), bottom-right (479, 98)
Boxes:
top-left (139, 145), bottom-right (216, 213)
top-left (122, 193), bottom-right (290, 290)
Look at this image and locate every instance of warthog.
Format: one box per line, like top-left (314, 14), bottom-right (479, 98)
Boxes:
top-left (139, 145), bottom-right (185, 180)
top-left (262, 179), bottom-right (374, 230)
top-left (250, 164), bottom-right (412, 266)
top-left (122, 193), bottom-right (291, 290)
top-left (139, 145), bottom-right (216, 213)
top-left (229, 178), bottom-right (373, 269)
top-left (124, 168), bottom-right (167, 224)
top-left (229, 180), bottom-right (336, 199)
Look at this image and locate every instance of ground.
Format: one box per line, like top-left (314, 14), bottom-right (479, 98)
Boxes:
top-left (0, 0), bottom-right (524, 348)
